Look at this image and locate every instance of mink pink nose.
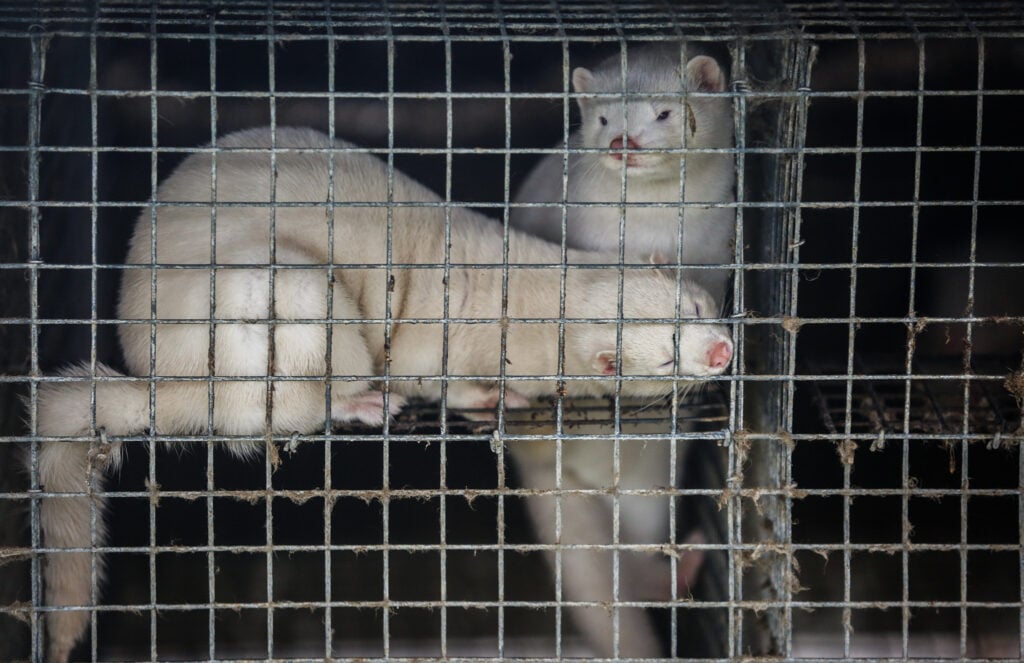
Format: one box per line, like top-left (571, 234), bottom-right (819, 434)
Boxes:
top-left (609, 135), bottom-right (640, 159)
top-left (706, 340), bottom-right (733, 370)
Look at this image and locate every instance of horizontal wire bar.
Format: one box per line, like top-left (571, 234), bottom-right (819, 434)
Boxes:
top-left (3, 143), bottom-right (1024, 157)
top-left (6, 87), bottom-right (1024, 100)
top-left (8, 598), bottom-right (1023, 615)
top-left (1, 370), bottom-right (1017, 384)
top-left (2, 431), bottom-right (1019, 446)
top-left (4, 199), bottom-right (1024, 210)
top-left (4, 315), bottom-right (1024, 327)
top-left (4, 262), bottom-right (1024, 273)
top-left (0, 26), bottom-right (1021, 41)
top-left (2, 486), bottom-right (1021, 501)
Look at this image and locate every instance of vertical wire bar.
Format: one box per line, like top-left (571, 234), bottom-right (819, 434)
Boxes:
top-left (899, 32), bottom-right (913, 658)
top-left (382, 3), bottom-right (396, 654)
top-left (87, 11), bottom-right (100, 660)
top-left (491, 5), bottom-right (512, 440)
top-left (493, 2), bottom-right (512, 655)
top-left (960, 32), bottom-right (986, 660)
top-left (671, 34), bottom-right (714, 630)
top-left (782, 38), bottom-right (814, 660)
top-left (901, 356), bottom-right (912, 662)
top-left (323, 1), bottom-right (337, 655)
top-left (26, 17), bottom-right (46, 663)
top-left (551, 5), bottom-right (568, 653)
top-left (491, 25), bottom-right (512, 625)
top-left (205, 10), bottom-right (219, 659)
top-left (728, 36), bottom-right (747, 659)
top-left (147, 8), bottom-right (159, 658)
top-left (440, 5), bottom-right (453, 655)
top-left (729, 40), bottom-right (745, 659)
top-left (263, 4), bottom-right (279, 656)
top-left (727, 44), bottom-right (746, 654)
top-left (610, 25), bottom-right (628, 657)
top-left (843, 33), bottom-right (867, 661)
top-left (665, 31), bottom-right (688, 657)
top-left (900, 28), bottom-right (927, 663)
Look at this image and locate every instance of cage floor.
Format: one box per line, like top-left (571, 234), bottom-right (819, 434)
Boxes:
top-left (807, 355), bottom-right (1022, 439)
top-left (792, 631), bottom-right (1020, 659)
top-left (337, 390), bottom-right (731, 437)
top-left (98, 632), bottom-right (1020, 660)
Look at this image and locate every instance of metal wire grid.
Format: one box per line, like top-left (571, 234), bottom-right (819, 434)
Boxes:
top-left (783, 29), bottom-right (1024, 661)
top-left (809, 356), bottom-right (1021, 438)
top-left (0, 1), bottom-right (1021, 662)
top-left (2, 1), bottom-right (1024, 38)
top-left (0, 8), bottom-right (772, 662)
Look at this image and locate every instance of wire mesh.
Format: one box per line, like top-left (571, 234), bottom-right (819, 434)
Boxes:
top-left (0, 2), bottom-right (1021, 662)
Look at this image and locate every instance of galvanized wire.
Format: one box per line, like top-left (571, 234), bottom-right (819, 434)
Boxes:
top-left (0, 2), bottom-right (1022, 662)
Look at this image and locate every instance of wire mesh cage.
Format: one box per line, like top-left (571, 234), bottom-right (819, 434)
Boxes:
top-left (0, 2), bottom-right (1022, 662)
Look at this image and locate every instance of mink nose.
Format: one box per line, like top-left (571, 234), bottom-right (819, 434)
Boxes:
top-left (706, 340), bottom-right (733, 370)
top-left (609, 135), bottom-right (640, 159)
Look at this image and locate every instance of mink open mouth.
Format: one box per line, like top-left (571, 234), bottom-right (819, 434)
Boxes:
top-left (605, 155), bottom-right (645, 169)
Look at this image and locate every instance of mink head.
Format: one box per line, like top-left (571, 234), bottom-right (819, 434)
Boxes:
top-left (572, 49), bottom-right (731, 177)
top-left (567, 269), bottom-right (733, 396)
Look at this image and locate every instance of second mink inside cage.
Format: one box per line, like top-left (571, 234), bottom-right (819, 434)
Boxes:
top-left (1, 4), bottom-right (1023, 663)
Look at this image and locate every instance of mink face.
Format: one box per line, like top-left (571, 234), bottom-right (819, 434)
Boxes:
top-left (573, 50), bottom-right (731, 179)
top-left (568, 271), bottom-right (732, 391)
top-left (509, 48), bottom-right (737, 305)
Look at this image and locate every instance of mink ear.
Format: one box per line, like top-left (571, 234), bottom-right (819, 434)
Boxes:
top-left (685, 55), bottom-right (727, 93)
top-left (592, 350), bottom-right (618, 376)
top-left (572, 66), bottom-right (596, 107)
top-left (648, 252), bottom-right (670, 265)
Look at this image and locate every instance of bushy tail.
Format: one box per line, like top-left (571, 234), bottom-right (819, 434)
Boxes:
top-left (28, 364), bottom-right (149, 663)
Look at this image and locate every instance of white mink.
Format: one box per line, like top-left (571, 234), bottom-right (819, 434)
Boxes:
top-left (511, 46), bottom-right (736, 305)
top-left (508, 420), bottom-right (711, 659)
top-left (32, 126), bottom-right (733, 663)
top-left (508, 46), bottom-right (735, 657)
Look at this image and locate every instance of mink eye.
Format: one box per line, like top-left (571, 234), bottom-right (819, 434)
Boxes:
top-left (599, 116), bottom-right (608, 126)
top-left (694, 302), bottom-right (702, 317)
top-left (656, 110), bottom-right (671, 121)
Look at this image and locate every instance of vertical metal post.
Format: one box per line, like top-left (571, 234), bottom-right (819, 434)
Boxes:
top-left (26, 18), bottom-right (47, 663)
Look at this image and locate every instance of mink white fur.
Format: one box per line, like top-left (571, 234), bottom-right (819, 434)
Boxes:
top-left (32, 126), bottom-right (732, 663)
top-left (507, 46), bottom-right (737, 657)
top-left (511, 46), bottom-right (735, 304)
